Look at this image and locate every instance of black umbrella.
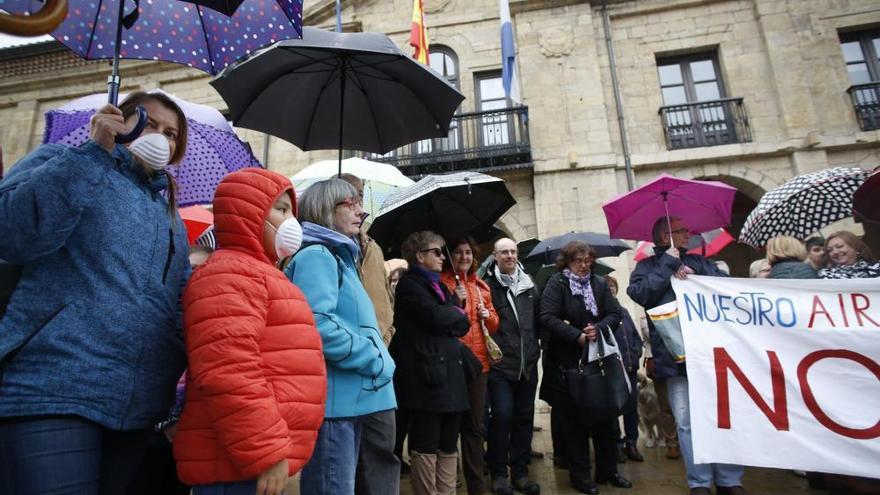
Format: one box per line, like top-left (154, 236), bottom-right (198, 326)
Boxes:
top-left (210, 27), bottom-right (465, 173)
top-left (525, 232), bottom-right (631, 264)
top-left (739, 167), bottom-right (870, 247)
top-left (369, 172), bottom-right (516, 258)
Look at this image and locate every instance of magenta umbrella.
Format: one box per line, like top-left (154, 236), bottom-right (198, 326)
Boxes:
top-left (602, 174), bottom-right (736, 245)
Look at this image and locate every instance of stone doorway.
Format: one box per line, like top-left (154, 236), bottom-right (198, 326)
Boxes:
top-left (695, 175), bottom-right (764, 277)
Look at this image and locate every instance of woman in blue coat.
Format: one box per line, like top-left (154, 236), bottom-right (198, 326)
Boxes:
top-left (286, 178), bottom-right (396, 495)
top-left (0, 92), bottom-right (191, 494)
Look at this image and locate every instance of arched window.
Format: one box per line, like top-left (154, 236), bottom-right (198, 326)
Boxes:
top-left (429, 46), bottom-right (459, 89)
top-left (417, 46), bottom-right (460, 153)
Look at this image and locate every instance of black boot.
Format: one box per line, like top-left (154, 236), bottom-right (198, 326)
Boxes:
top-left (624, 442), bottom-right (644, 462)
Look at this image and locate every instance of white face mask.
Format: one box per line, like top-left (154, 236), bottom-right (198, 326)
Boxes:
top-left (266, 217), bottom-right (303, 259)
top-left (128, 133), bottom-right (171, 171)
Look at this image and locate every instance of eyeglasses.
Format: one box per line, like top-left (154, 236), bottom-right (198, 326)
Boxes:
top-left (495, 249), bottom-right (518, 256)
top-left (420, 247), bottom-right (444, 257)
top-left (335, 197), bottom-right (363, 210)
top-left (670, 228), bottom-right (690, 235)
top-left (571, 257), bottom-right (593, 266)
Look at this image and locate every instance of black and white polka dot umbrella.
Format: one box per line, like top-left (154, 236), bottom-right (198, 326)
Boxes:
top-left (739, 167), bottom-right (870, 247)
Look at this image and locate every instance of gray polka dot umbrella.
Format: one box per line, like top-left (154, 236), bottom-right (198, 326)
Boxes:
top-left (739, 167), bottom-right (871, 247)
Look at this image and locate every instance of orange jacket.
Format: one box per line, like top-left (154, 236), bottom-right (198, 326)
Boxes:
top-left (174, 169), bottom-right (327, 485)
top-left (441, 271), bottom-right (500, 373)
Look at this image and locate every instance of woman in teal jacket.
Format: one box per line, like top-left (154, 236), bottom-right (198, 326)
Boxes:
top-left (286, 178), bottom-right (396, 495)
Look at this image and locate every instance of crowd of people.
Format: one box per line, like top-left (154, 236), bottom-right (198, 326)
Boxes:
top-left (1, 93), bottom-right (878, 495)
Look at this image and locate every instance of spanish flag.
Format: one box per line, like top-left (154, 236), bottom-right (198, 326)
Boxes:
top-left (410, 0), bottom-right (430, 65)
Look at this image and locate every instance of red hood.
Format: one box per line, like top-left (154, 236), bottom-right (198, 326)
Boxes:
top-left (212, 168), bottom-right (295, 264)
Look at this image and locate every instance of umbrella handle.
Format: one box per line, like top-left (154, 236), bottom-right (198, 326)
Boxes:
top-left (0, 0), bottom-right (67, 36)
top-left (114, 106), bottom-right (148, 144)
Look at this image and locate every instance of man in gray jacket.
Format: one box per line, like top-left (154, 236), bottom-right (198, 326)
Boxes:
top-left (484, 238), bottom-right (542, 495)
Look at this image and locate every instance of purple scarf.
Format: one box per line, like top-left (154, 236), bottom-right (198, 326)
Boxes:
top-left (411, 265), bottom-right (446, 301)
top-left (563, 268), bottom-right (598, 317)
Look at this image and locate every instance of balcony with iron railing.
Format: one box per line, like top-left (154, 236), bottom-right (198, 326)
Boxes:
top-left (658, 97), bottom-right (752, 150)
top-left (366, 106), bottom-right (532, 178)
top-left (847, 82), bottom-right (880, 131)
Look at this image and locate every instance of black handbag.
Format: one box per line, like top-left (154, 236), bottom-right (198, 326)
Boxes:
top-left (564, 327), bottom-right (631, 418)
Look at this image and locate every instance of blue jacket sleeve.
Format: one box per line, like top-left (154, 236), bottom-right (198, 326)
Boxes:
top-left (0, 142), bottom-right (113, 264)
top-left (288, 247), bottom-right (384, 378)
top-left (626, 254), bottom-right (681, 309)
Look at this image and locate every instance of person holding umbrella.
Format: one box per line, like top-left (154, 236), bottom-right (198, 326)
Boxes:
top-left (0, 92), bottom-right (190, 492)
top-left (439, 236), bottom-right (500, 495)
top-left (390, 231), bottom-right (472, 495)
top-left (539, 241), bottom-right (629, 495)
top-left (286, 178), bottom-right (396, 494)
top-left (626, 216), bottom-right (746, 495)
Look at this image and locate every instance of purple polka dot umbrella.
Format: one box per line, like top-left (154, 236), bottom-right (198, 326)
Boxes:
top-left (4, 0), bottom-right (303, 104)
top-left (43, 91), bottom-right (262, 207)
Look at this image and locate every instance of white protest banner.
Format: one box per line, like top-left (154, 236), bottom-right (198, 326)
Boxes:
top-left (672, 275), bottom-right (880, 478)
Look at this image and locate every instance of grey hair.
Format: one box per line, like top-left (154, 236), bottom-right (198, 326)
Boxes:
top-left (401, 230), bottom-right (444, 266)
top-left (297, 178), bottom-right (358, 230)
top-left (652, 216), bottom-right (680, 245)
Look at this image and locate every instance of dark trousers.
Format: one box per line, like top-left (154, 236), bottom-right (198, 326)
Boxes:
top-left (557, 401), bottom-right (618, 483)
top-left (486, 368), bottom-right (538, 480)
top-left (460, 372), bottom-right (488, 494)
top-left (129, 430), bottom-right (190, 495)
top-left (394, 407), bottom-right (410, 462)
top-left (613, 371), bottom-right (640, 445)
top-left (355, 409), bottom-right (400, 495)
top-left (0, 415), bottom-right (151, 495)
top-left (408, 410), bottom-right (461, 455)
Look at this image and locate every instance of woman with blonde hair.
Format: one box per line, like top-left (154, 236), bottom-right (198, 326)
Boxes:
top-left (766, 236), bottom-right (816, 279)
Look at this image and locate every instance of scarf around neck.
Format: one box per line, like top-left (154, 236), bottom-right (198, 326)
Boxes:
top-left (411, 265), bottom-right (445, 301)
top-left (818, 259), bottom-right (880, 279)
top-left (493, 262), bottom-right (534, 296)
top-left (563, 268), bottom-right (598, 317)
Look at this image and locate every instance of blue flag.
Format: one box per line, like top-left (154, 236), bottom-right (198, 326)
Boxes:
top-left (499, 0), bottom-right (521, 103)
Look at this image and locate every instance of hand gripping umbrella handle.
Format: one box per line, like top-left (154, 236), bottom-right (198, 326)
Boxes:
top-left (115, 106), bottom-right (148, 144)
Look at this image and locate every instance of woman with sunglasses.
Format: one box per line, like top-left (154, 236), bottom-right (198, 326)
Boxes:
top-left (389, 231), bottom-right (473, 495)
top-left (285, 178), bottom-right (396, 495)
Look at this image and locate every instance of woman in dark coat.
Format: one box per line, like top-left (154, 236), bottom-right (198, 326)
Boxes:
top-left (766, 235), bottom-right (817, 279)
top-left (539, 241), bottom-right (631, 495)
top-left (390, 230), bottom-right (473, 495)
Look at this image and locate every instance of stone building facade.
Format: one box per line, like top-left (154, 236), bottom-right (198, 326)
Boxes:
top-left (2, 0), bottom-right (879, 289)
